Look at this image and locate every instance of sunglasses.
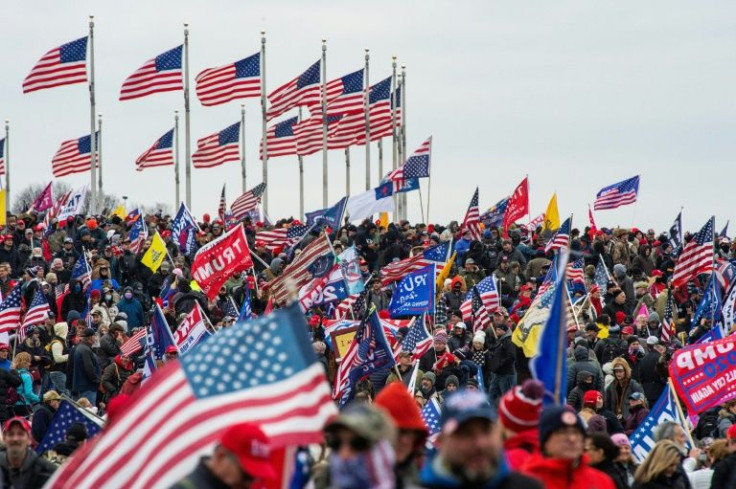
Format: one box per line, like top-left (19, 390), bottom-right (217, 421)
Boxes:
top-left (325, 432), bottom-right (371, 452)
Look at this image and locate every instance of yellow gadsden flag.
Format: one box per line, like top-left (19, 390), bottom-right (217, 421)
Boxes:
top-left (541, 193), bottom-right (560, 238)
top-left (436, 251), bottom-right (457, 292)
top-left (110, 205), bottom-right (126, 220)
top-left (141, 232), bottom-right (167, 272)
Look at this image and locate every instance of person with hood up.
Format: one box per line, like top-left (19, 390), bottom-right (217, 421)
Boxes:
top-left (624, 392), bottom-right (650, 436)
top-left (567, 343), bottom-right (604, 395)
top-left (443, 276), bottom-right (466, 311)
top-left (488, 323), bottom-right (516, 405)
top-left (604, 358), bottom-right (644, 421)
top-left (568, 371), bottom-right (598, 412)
top-left (101, 354), bottom-right (134, 404)
top-left (116, 286), bottom-right (144, 328)
top-left (447, 322), bottom-right (470, 353)
top-left (440, 375), bottom-right (459, 402)
top-left (498, 379), bottom-right (545, 470)
top-left (612, 264), bottom-right (636, 312)
top-left (520, 405), bottom-right (616, 488)
top-left (60, 278), bottom-right (86, 322)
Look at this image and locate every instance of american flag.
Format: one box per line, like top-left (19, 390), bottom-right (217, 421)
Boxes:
top-left (231, 183), bottom-right (267, 221)
top-left (545, 217), bottom-right (571, 254)
top-left (661, 289), bottom-right (676, 343)
top-left (537, 260), bottom-right (558, 298)
top-left (481, 197), bottom-right (509, 229)
top-left (460, 277), bottom-right (499, 331)
top-left (334, 294), bottom-right (360, 319)
top-left (266, 60), bottom-right (320, 121)
top-left (135, 128), bottom-right (174, 171)
top-left (380, 241), bottom-right (450, 285)
top-left (403, 137), bottom-right (431, 179)
top-left (217, 184), bottom-right (227, 221)
top-left (119, 45), bottom-right (182, 101)
top-left (327, 77), bottom-right (392, 148)
top-left (399, 314), bottom-right (432, 361)
top-left (365, 85), bottom-right (402, 143)
top-left (36, 400), bottom-right (103, 455)
top-left (523, 213), bottom-right (546, 234)
top-left (0, 285), bottom-right (22, 334)
top-left (70, 254), bottom-right (92, 290)
top-left (715, 259), bottom-right (736, 291)
top-left (672, 217), bottom-right (714, 287)
top-left (120, 328), bottom-right (147, 357)
top-left (293, 114), bottom-right (343, 156)
top-left (594, 258), bottom-right (610, 292)
top-left (51, 133), bottom-right (99, 178)
top-left (421, 398), bottom-right (442, 446)
top-left (127, 209), bottom-right (148, 255)
top-left (0, 138), bottom-right (5, 176)
top-left (192, 122), bottom-right (240, 169)
top-left (45, 304), bottom-right (337, 489)
top-left (20, 289), bottom-right (50, 336)
top-left (23, 36), bottom-right (87, 93)
top-left (593, 175), bottom-right (640, 210)
top-left (566, 258), bottom-right (585, 286)
top-left (195, 52), bottom-right (261, 106)
top-left (461, 187), bottom-right (482, 241)
top-left (256, 225), bottom-right (309, 252)
top-left (261, 117), bottom-right (298, 158)
top-left (269, 233), bottom-right (332, 304)
top-left (320, 68), bottom-right (365, 116)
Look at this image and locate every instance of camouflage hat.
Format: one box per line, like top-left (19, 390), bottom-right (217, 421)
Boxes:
top-left (324, 403), bottom-right (396, 445)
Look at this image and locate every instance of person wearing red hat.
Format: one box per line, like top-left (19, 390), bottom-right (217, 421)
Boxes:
top-left (172, 422), bottom-right (276, 489)
top-left (0, 416), bottom-right (56, 488)
top-left (164, 345), bottom-right (179, 362)
top-left (499, 380), bottom-right (544, 470)
top-left (709, 424), bottom-right (736, 487)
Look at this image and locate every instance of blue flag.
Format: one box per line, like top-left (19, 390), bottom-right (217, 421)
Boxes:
top-left (481, 197), bottom-right (509, 229)
top-left (171, 202), bottom-right (199, 254)
top-left (630, 385), bottom-right (687, 463)
top-left (530, 255), bottom-right (569, 405)
top-left (238, 281), bottom-right (252, 321)
top-left (396, 178), bottom-right (420, 193)
top-left (36, 400), bottom-right (103, 454)
top-left (338, 246), bottom-right (365, 295)
top-left (149, 304), bottom-right (178, 359)
top-left (691, 274), bottom-right (723, 338)
top-left (305, 196), bottom-right (348, 228)
top-left (388, 265), bottom-right (436, 317)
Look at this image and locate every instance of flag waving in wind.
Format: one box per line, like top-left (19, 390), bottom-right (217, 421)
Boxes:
top-left (52, 133), bottom-right (99, 178)
top-left (545, 217), bottom-right (572, 254)
top-left (195, 52), bottom-right (261, 106)
top-left (23, 36), bottom-right (88, 93)
top-left (503, 177), bottom-right (529, 235)
top-left (267, 60), bottom-right (320, 121)
top-left (120, 45), bottom-right (183, 101)
top-left (136, 128), bottom-right (174, 171)
top-left (192, 122), bottom-right (240, 169)
top-left (461, 188), bottom-right (482, 241)
top-left (231, 183), bottom-right (267, 221)
top-left (594, 175), bottom-right (640, 210)
top-left (672, 217), bottom-right (714, 287)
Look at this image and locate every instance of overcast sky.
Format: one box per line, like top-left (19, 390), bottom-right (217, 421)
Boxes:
top-left (2, 1), bottom-right (734, 233)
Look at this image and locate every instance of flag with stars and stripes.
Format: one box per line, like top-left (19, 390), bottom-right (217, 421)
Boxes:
top-left (127, 209), bottom-right (148, 255)
top-left (195, 51), bottom-right (261, 106)
top-left (421, 398), bottom-right (442, 447)
top-left (70, 254), bottom-right (92, 290)
top-left (334, 294), bottom-right (360, 319)
top-left (51, 133), bottom-right (99, 178)
top-left (192, 122), bottom-right (241, 169)
top-left (224, 297), bottom-right (239, 319)
top-left (45, 304), bottom-right (337, 489)
top-left (460, 277), bottom-right (499, 331)
top-left (268, 232), bottom-right (332, 304)
top-left (120, 328), bottom-right (147, 357)
top-left (231, 183), bottom-right (267, 221)
top-left (20, 289), bottom-right (50, 338)
top-left (689, 274), bottom-right (724, 341)
top-left (293, 114), bottom-right (343, 157)
top-left (399, 314), bottom-right (432, 361)
top-left (119, 45), bottom-right (182, 101)
top-left (0, 138), bottom-right (5, 176)
top-left (256, 225), bottom-right (309, 253)
top-left (36, 400), bottom-right (103, 454)
top-left (593, 175), bottom-right (640, 210)
top-left (298, 263), bottom-right (349, 313)
top-left (545, 217), bottom-right (571, 254)
top-left (672, 217), bottom-right (715, 287)
top-left (380, 241), bottom-right (451, 286)
top-left (481, 197), bottom-right (509, 229)
top-left (402, 137), bottom-right (432, 179)
top-left (148, 304), bottom-right (178, 360)
top-left (23, 36), bottom-right (88, 93)
top-left (566, 258), bottom-right (585, 287)
top-left (267, 60), bottom-right (321, 121)
top-left (135, 128), bottom-right (174, 171)
top-left (594, 258), bottom-right (610, 292)
top-left (0, 285), bottom-right (22, 335)
top-left (461, 188), bottom-right (482, 242)
top-left (261, 117), bottom-right (297, 158)
top-left (320, 68), bottom-right (365, 116)
top-left (630, 386), bottom-right (687, 463)
top-left (326, 76), bottom-right (392, 148)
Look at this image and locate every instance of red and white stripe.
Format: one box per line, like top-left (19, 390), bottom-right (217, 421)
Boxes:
top-left (192, 133), bottom-right (239, 169)
top-left (593, 189), bottom-right (637, 210)
top-left (51, 138), bottom-right (98, 178)
top-left (195, 63), bottom-right (260, 107)
top-left (119, 54), bottom-right (182, 101)
top-left (269, 234), bottom-right (331, 304)
top-left (334, 294), bottom-right (359, 319)
top-left (135, 136), bottom-right (174, 171)
top-left (256, 229), bottom-right (295, 252)
top-left (22, 38), bottom-right (87, 93)
top-left (120, 328), bottom-right (147, 357)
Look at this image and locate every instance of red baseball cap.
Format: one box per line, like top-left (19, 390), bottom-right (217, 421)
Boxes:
top-left (220, 423), bottom-right (276, 480)
top-left (165, 345), bottom-right (178, 354)
top-left (3, 416), bottom-right (31, 435)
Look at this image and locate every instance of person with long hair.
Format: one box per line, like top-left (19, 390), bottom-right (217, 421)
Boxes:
top-left (612, 433), bottom-right (638, 487)
top-left (12, 352), bottom-right (39, 416)
top-left (585, 433), bottom-right (629, 489)
top-left (633, 440), bottom-right (690, 488)
top-left (688, 439), bottom-right (728, 489)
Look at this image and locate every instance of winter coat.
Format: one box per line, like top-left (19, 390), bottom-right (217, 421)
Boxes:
top-left (568, 371), bottom-right (598, 412)
top-left (591, 459), bottom-right (629, 489)
top-left (0, 447), bottom-right (57, 489)
top-left (710, 453), bottom-right (736, 489)
top-left (16, 368), bottom-right (40, 406)
top-left (116, 297), bottom-right (144, 328)
top-left (0, 368), bottom-right (21, 422)
top-left (605, 377), bottom-right (644, 420)
top-left (520, 453), bottom-right (616, 489)
top-left (71, 342), bottom-right (100, 394)
top-left (420, 452), bottom-right (543, 489)
top-left (594, 335), bottom-right (628, 366)
top-left (639, 350), bottom-right (667, 407)
top-left (504, 429), bottom-right (540, 470)
top-left (624, 404), bottom-right (650, 435)
top-left (101, 358), bottom-right (133, 403)
top-left (632, 468), bottom-right (693, 489)
top-left (31, 403), bottom-right (56, 443)
top-left (567, 345), bottom-right (604, 395)
top-left (447, 331), bottom-right (470, 353)
top-left (60, 279), bottom-right (87, 321)
top-left (488, 332), bottom-right (516, 375)
top-left (97, 333), bottom-right (121, 370)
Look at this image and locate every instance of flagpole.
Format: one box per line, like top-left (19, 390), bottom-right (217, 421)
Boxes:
top-left (97, 113), bottom-right (103, 193)
top-left (174, 110), bottom-right (180, 207)
top-left (240, 104), bottom-right (246, 193)
top-left (400, 65), bottom-right (407, 221)
top-left (260, 31), bottom-right (269, 215)
top-left (391, 56), bottom-right (398, 220)
top-left (321, 39), bottom-right (328, 208)
top-left (378, 138), bottom-right (383, 182)
top-left (364, 49), bottom-right (370, 191)
top-left (417, 183), bottom-right (426, 223)
top-left (183, 23), bottom-right (192, 209)
top-left (667, 378), bottom-right (695, 446)
top-left (88, 16), bottom-right (98, 214)
top-left (4, 120), bottom-right (9, 214)
top-left (298, 107), bottom-right (305, 221)
top-left (345, 148), bottom-right (350, 196)
top-left (426, 136), bottom-right (433, 224)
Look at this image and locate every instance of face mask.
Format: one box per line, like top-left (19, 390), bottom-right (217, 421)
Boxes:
top-left (105, 295), bottom-right (112, 301)
top-left (124, 292), bottom-right (133, 300)
top-left (73, 285), bottom-right (82, 293)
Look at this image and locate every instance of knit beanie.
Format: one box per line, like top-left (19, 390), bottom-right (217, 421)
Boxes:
top-left (498, 379), bottom-right (544, 433)
top-left (472, 331), bottom-right (486, 345)
top-left (611, 433), bottom-right (631, 447)
top-left (583, 390), bottom-right (601, 408)
top-left (648, 311), bottom-right (660, 323)
top-left (433, 330), bottom-right (448, 345)
top-left (586, 414), bottom-right (607, 435)
top-left (374, 381), bottom-right (429, 435)
top-left (422, 372), bottom-right (436, 385)
top-left (539, 406), bottom-right (585, 446)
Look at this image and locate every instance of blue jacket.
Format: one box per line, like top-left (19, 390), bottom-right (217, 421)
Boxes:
top-left (419, 452), bottom-right (541, 489)
top-left (454, 237), bottom-right (471, 263)
top-left (16, 369), bottom-right (39, 405)
top-left (116, 297), bottom-right (144, 328)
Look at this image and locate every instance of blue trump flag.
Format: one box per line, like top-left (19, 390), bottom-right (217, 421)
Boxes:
top-left (36, 400), bottom-right (103, 454)
top-left (388, 265), bottom-right (436, 317)
top-left (305, 196), bottom-right (348, 228)
top-left (171, 202), bottom-right (199, 254)
top-left (630, 385), bottom-right (688, 463)
top-left (238, 280), bottom-right (252, 321)
top-left (530, 253), bottom-right (569, 405)
top-left (149, 304), bottom-right (178, 359)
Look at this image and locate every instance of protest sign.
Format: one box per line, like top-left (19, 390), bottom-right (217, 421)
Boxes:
top-left (388, 265), bottom-right (435, 318)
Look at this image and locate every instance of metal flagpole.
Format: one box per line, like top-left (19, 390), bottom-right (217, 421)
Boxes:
top-left (97, 113), bottom-right (103, 193)
top-left (260, 31), bottom-right (269, 215)
top-left (396, 73), bottom-right (404, 220)
top-left (240, 104), bottom-right (246, 192)
top-left (4, 120), bottom-right (9, 213)
top-left (88, 16), bottom-right (98, 214)
top-left (391, 57), bottom-right (398, 219)
top-left (298, 107), bottom-right (305, 220)
top-left (400, 65), bottom-right (407, 221)
top-left (378, 139), bottom-right (383, 183)
top-left (183, 23), bottom-right (192, 209)
top-left (321, 39), bottom-right (328, 208)
top-left (364, 49), bottom-right (370, 190)
top-left (426, 136), bottom-right (433, 223)
top-left (345, 148), bottom-right (351, 196)
top-left (174, 110), bottom-right (180, 207)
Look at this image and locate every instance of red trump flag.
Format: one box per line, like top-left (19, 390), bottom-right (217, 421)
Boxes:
top-left (503, 177), bottom-right (529, 236)
top-left (191, 225), bottom-right (253, 300)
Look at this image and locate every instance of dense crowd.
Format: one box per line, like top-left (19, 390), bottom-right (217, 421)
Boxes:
top-left (0, 209), bottom-right (733, 488)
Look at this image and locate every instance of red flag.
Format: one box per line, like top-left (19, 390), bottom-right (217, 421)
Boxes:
top-left (191, 226), bottom-right (253, 300)
top-left (503, 177), bottom-right (529, 235)
top-left (588, 204), bottom-right (598, 239)
top-left (29, 182), bottom-right (54, 212)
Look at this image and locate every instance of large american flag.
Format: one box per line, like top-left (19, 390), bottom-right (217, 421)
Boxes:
top-left (365, 85), bottom-right (402, 143)
top-left (195, 52), bottom-right (261, 106)
top-left (327, 77), bottom-right (392, 148)
top-left (566, 257), bottom-right (585, 286)
top-left (36, 400), bottom-right (103, 455)
top-left (400, 314), bottom-right (432, 361)
top-left (256, 225), bottom-right (309, 253)
top-left (261, 117), bottom-right (298, 158)
top-left (0, 138), bottom-right (5, 176)
top-left (0, 285), bottom-right (22, 334)
top-left (594, 175), bottom-right (640, 210)
top-left (20, 289), bottom-right (50, 337)
top-left (120, 328), bottom-right (147, 357)
top-left (293, 114), bottom-right (343, 156)
top-left (545, 217), bottom-right (571, 253)
top-left (192, 122), bottom-right (240, 169)
top-left (135, 128), bottom-right (174, 171)
top-left (380, 241), bottom-right (450, 285)
top-left (45, 304), bottom-right (336, 489)
top-left (231, 183), bottom-right (267, 221)
top-left (119, 45), bottom-right (182, 101)
top-left (266, 60), bottom-right (320, 121)
top-left (23, 36), bottom-right (87, 93)
top-left (51, 133), bottom-right (99, 178)
top-left (321, 68), bottom-right (365, 116)
top-left (460, 277), bottom-right (499, 330)
top-left (269, 233), bottom-right (331, 304)
top-left (672, 217), bottom-right (715, 287)
top-left (461, 187), bottom-right (482, 241)
top-left (403, 137), bottom-right (431, 179)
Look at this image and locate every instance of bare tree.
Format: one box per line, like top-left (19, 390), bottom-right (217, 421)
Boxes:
top-left (12, 182), bottom-right (72, 214)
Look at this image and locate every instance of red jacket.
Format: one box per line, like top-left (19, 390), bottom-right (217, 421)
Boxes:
top-left (504, 429), bottom-right (539, 470)
top-left (520, 453), bottom-right (616, 489)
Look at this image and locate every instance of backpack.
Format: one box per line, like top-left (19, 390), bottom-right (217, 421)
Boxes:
top-left (600, 339), bottom-right (626, 365)
top-left (695, 407), bottom-right (720, 440)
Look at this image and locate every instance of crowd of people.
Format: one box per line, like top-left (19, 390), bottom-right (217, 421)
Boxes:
top-left (0, 208), bottom-right (733, 488)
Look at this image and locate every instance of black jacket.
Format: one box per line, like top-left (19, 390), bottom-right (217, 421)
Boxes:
top-left (638, 350), bottom-right (667, 406)
top-left (488, 332), bottom-right (516, 375)
top-left (0, 448), bottom-right (57, 489)
top-left (31, 403), bottom-right (56, 444)
top-left (591, 459), bottom-right (628, 489)
top-left (169, 457), bottom-right (232, 489)
top-left (711, 453), bottom-right (736, 489)
top-left (0, 368), bottom-right (22, 423)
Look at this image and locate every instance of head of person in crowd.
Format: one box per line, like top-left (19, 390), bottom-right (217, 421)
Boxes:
top-left (633, 440), bottom-right (682, 486)
top-left (585, 432), bottom-right (620, 468)
top-left (443, 375), bottom-right (459, 395)
top-left (374, 381), bottom-right (429, 468)
top-left (585, 323), bottom-right (599, 342)
top-left (611, 433), bottom-right (633, 464)
top-left (539, 406), bottom-right (586, 461)
top-left (420, 372), bottom-right (436, 398)
top-left (655, 421), bottom-right (688, 454)
top-left (728, 424), bottom-right (736, 454)
top-left (323, 403), bottom-right (397, 489)
top-left (433, 329), bottom-right (448, 354)
top-left (3, 417), bottom-right (34, 465)
top-left (452, 321), bottom-right (466, 338)
top-left (164, 345), bottom-right (179, 362)
top-left (583, 389), bottom-right (604, 412)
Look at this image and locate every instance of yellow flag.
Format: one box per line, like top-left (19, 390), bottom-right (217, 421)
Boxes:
top-left (141, 232), bottom-right (167, 272)
top-left (110, 205), bottom-right (126, 220)
top-left (541, 193), bottom-right (560, 237)
top-left (436, 251), bottom-right (457, 292)
top-left (0, 190), bottom-right (5, 227)
top-left (378, 212), bottom-right (389, 228)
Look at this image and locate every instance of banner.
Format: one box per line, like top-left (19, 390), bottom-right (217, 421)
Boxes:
top-left (192, 225), bottom-right (253, 300)
top-left (174, 303), bottom-right (211, 356)
top-left (388, 265), bottom-right (435, 318)
top-left (722, 282), bottom-right (736, 335)
top-left (630, 385), bottom-right (687, 463)
top-left (669, 335), bottom-right (736, 413)
top-left (503, 177), bottom-right (529, 233)
top-left (298, 264), bottom-right (349, 312)
top-left (57, 184), bottom-right (88, 221)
